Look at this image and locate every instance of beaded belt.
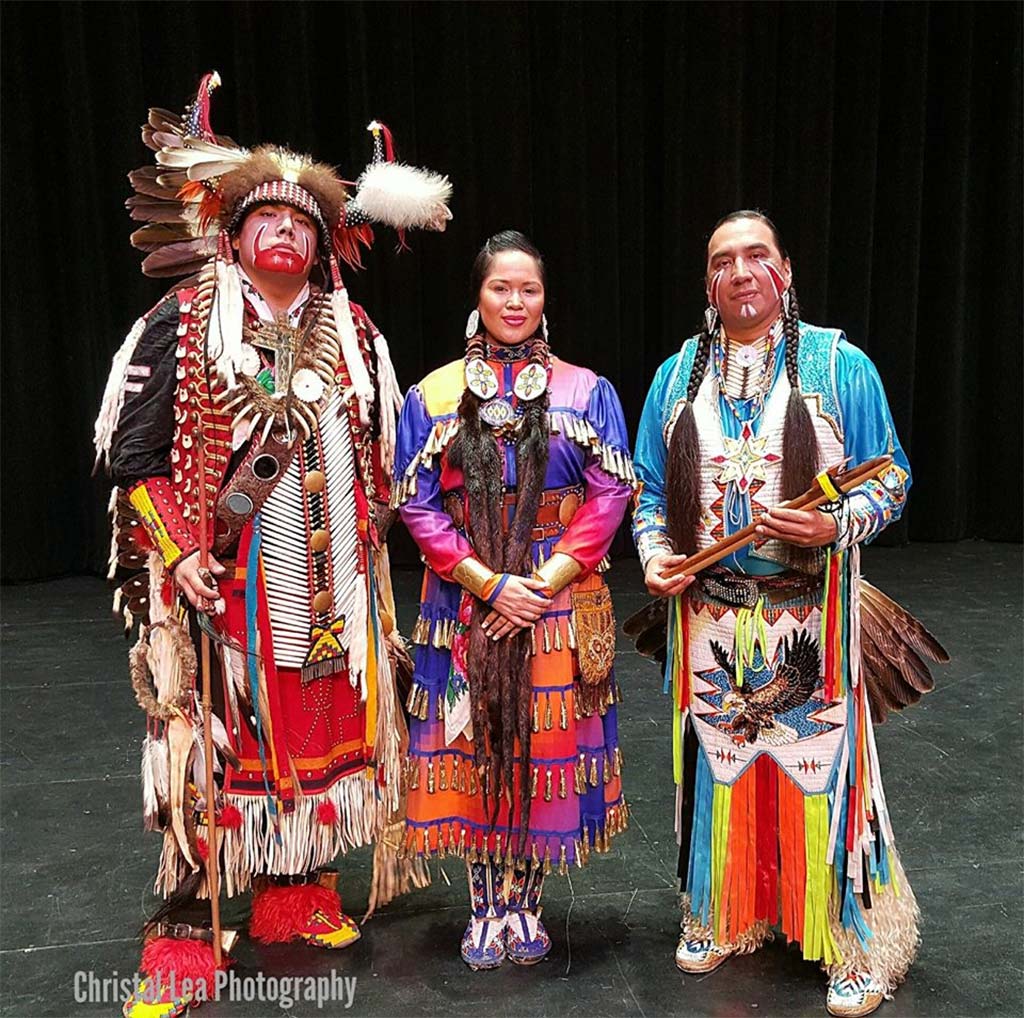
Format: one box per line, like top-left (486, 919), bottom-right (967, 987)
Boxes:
top-left (697, 566), bottom-right (823, 610)
top-left (444, 485), bottom-right (584, 541)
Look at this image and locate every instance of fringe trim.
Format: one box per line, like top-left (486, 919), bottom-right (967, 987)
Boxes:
top-left (390, 416), bottom-right (461, 508)
top-left (93, 316), bottom-right (148, 470)
top-left (363, 817), bottom-right (432, 921)
top-left (331, 286), bottom-right (374, 426)
top-left (373, 332), bottom-right (403, 480)
top-left (205, 259), bottom-right (243, 390)
top-left (391, 409), bottom-right (638, 510)
top-left (401, 800), bottom-right (629, 875)
top-left (825, 850), bottom-right (920, 996)
top-left (153, 771), bottom-right (378, 899)
top-left (548, 410), bottom-right (638, 486)
top-left (679, 893), bottom-right (773, 954)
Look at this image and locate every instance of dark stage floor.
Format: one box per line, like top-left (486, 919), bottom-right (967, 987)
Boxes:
top-left (1, 543), bottom-right (1021, 1018)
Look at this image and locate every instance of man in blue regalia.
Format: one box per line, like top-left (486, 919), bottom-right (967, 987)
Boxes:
top-left (632, 210), bottom-right (920, 1018)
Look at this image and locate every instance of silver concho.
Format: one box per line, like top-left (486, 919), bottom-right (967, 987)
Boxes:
top-left (225, 492), bottom-right (255, 517)
top-left (466, 358), bottom-right (499, 400)
top-left (480, 398), bottom-right (515, 429)
top-left (513, 362), bottom-right (547, 401)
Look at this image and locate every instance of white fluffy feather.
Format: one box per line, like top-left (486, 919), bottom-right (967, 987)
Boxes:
top-left (353, 161), bottom-right (452, 229)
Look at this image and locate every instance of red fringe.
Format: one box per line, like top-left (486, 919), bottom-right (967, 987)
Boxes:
top-left (778, 772), bottom-right (806, 946)
top-left (140, 936), bottom-right (228, 986)
top-left (824, 552), bottom-right (840, 701)
top-left (250, 883), bottom-right (341, 944)
top-left (754, 755), bottom-right (779, 925)
top-left (678, 597), bottom-right (690, 712)
top-left (719, 763), bottom-right (758, 941)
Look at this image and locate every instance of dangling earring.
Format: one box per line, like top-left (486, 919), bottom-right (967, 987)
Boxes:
top-left (704, 305), bottom-right (719, 336)
top-left (465, 309), bottom-right (480, 339)
top-left (781, 289), bottom-right (791, 318)
top-left (541, 314), bottom-right (549, 342)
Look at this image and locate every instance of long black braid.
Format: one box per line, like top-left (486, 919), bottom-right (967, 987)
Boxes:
top-left (778, 287), bottom-right (819, 498)
top-left (665, 323), bottom-right (713, 555)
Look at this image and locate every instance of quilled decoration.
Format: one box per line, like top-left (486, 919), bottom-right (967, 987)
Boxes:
top-left (479, 398), bottom-right (515, 429)
top-left (291, 367), bottom-right (326, 403)
top-left (466, 358), bottom-right (499, 400)
top-left (238, 343), bottom-right (261, 376)
top-left (513, 361), bottom-right (547, 401)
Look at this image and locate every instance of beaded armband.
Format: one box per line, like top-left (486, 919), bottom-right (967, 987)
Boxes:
top-left (127, 477), bottom-right (199, 570)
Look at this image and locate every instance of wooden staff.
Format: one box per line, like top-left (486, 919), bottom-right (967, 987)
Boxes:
top-left (195, 427), bottom-right (223, 965)
top-left (662, 454), bottom-right (893, 580)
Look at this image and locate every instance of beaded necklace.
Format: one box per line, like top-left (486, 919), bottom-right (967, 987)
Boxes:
top-left (712, 317), bottom-right (784, 427)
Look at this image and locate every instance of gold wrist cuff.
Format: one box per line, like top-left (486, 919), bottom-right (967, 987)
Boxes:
top-left (533, 552), bottom-right (583, 596)
top-left (452, 556), bottom-right (496, 599)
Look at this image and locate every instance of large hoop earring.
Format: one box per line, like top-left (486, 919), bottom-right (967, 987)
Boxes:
top-left (465, 309), bottom-right (480, 339)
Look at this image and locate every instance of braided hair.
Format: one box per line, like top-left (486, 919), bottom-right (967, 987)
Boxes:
top-left (665, 211), bottom-right (819, 554)
top-left (447, 231), bottom-right (550, 850)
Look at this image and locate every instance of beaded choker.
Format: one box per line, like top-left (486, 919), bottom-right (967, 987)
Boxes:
top-left (713, 318), bottom-right (784, 421)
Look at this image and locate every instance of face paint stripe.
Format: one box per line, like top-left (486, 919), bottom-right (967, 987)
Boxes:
top-left (757, 258), bottom-right (786, 302)
top-left (251, 222), bottom-right (269, 265)
top-left (709, 269), bottom-right (724, 311)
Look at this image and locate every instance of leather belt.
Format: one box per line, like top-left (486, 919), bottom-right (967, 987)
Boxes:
top-left (443, 485), bottom-right (583, 541)
top-left (697, 566), bottom-right (823, 609)
top-left (153, 922), bottom-right (214, 943)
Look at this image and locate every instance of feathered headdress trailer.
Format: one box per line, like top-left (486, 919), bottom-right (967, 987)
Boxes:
top-left (95, 71), bottom-right (452, 465)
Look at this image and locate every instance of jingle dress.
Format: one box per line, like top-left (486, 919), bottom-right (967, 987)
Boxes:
top-left (392, 344), bottom-right (635, 871)
top-left (632, 322), bottom-right (919, 990)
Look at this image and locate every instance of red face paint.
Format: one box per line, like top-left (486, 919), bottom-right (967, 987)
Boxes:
top-left (757, 258), bottom-right (787, 303)
top-left (237, 206), bottom-right (317, 279)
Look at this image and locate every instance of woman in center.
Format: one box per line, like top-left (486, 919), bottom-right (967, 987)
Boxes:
top-left (392, 231), bottom-right (634, 969)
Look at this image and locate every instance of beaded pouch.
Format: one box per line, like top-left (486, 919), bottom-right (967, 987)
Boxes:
top-left (571, 579), bottom-right (616, 686)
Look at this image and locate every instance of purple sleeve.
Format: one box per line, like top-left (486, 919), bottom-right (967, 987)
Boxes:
top-left (394, 386), bottom-right (475, 580)
top-left (553, 377), bottom-right (632, 572)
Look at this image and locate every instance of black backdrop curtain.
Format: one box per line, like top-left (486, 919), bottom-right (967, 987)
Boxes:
top-left (1, 1), bottom-right (1020, 581)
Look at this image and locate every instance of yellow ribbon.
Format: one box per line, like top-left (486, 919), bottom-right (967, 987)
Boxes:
top-left (815, 470), bottom-right (841, 501)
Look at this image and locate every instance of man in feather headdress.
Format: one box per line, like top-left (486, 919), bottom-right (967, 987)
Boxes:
top-left (94, 73), bottom-right (451, 1018)
top-left (631, 211), bottom-right (943, 1017)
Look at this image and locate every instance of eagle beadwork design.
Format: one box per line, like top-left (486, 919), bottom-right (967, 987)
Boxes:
top-left (710, 629), bottom-right (821, 746)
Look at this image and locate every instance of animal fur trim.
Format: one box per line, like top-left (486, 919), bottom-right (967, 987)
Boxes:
top-left (218, 146), bottom-right (349, 232)
top-left (250, 882), bottom-right (341, 943)
top-left (679, 893), bottom-right (773, 954)
top-left (825, 851), bottom-right (920, 996)
top-left (139, 935), bottom-right (228, 986)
